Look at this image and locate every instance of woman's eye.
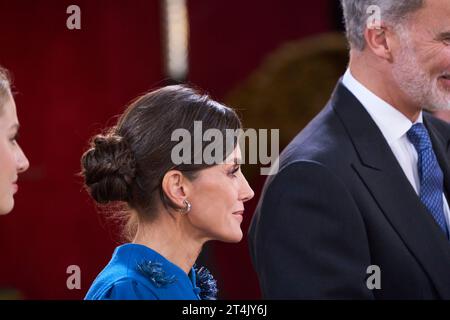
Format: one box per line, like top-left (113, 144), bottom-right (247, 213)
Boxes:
top-left (229, 166), bottom-right (240, 177)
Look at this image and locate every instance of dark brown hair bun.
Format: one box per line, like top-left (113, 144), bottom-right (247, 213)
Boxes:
top-left (81, 133), bottom-right (136, 204)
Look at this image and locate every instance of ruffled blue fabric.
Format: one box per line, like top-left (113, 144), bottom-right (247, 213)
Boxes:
top-left (137, 261), bottom-right (218, 300)
top-left (137, 261), bottom-right (177, 288)
top-left (194, 265), bottom-right (218, 300)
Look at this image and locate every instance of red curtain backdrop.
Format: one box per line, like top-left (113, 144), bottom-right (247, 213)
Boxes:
top-left (0, 0), bottom-right (163, 299)
top-left (0, 0), bottom-right (332, 299)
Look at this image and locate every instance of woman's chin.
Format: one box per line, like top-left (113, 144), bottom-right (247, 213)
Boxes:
top-left (219, 229), bottom-right (243, 243)
top-left (0, 199), bottom-right (14, 215)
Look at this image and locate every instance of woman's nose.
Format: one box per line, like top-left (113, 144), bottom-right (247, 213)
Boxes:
top-left (17, 146), bottom-right (29, 173)
top-left (240, 176), bottom-right (255, 202)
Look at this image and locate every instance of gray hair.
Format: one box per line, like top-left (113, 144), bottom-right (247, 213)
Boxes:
top-left (340, 0), bottom-right (424, 51)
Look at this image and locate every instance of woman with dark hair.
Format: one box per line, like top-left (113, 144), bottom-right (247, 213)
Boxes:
top-left (0, 66), bottom-right (29, 215)
top-left (82, 85), bottom-right (254, 300)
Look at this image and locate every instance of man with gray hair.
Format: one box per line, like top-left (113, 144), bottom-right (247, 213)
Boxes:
top-left (249, 0), bottom-right (450, 299)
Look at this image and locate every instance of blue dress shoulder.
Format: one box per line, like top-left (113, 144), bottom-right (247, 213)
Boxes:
top-left (85, 243), bottom-right (211, 300)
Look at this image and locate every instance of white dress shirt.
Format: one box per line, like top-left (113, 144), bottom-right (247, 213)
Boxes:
top-left (342, 69), bottom-right (450, 228)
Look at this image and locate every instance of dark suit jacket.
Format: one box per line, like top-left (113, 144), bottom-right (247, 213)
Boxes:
top-left (248, 81), bottom-right (450, 299)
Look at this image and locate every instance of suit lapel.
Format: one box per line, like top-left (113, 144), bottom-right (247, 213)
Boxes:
top-left (331, 82), bottom-right (450, 298)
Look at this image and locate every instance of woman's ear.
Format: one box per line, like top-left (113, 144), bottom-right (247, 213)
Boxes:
top-left (161, 170), bottom-right (189, 209)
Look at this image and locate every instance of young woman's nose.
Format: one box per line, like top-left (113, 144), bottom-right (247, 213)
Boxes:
top-left (16, 146), bottom-right (29, 173)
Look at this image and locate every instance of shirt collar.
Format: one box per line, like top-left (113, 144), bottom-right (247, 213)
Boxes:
top-left (342, 68), bottom-right (423, 144)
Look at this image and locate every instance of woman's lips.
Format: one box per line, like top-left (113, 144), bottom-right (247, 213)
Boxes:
top-left (232, 210), bottom-right (244, 222)
top-left (12, 183), bottom-right (18, 194)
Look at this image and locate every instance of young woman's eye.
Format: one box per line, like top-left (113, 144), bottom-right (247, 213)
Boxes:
top-left (10, 134), bottom-right (18, 145)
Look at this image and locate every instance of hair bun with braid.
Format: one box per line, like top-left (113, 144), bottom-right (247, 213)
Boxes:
top-left (81, 134), bottom-right (136, 204)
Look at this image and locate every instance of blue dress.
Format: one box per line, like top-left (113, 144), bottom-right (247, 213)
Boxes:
top-left (85, 243), bottom-right (215, 300)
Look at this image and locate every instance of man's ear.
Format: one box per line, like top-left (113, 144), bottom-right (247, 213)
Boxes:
top-left (161, 170), bottom-right (189, 209)
top-left (364, 24), bottom-right (394, 60)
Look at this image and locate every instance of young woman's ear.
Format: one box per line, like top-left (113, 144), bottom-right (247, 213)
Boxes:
top-left (161, 170), bottom-right (189, 210)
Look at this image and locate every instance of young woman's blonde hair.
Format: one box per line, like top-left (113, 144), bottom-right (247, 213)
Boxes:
top-left (0, 66), bottom-right (12, 113)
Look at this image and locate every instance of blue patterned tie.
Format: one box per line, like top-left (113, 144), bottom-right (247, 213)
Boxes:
top-left (407, 123), bottom-right (448, 237)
